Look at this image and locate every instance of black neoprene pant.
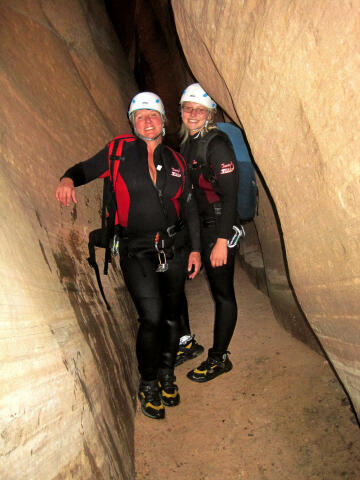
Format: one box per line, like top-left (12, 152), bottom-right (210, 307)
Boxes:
top-left (120, 250), bottom-right (187, 381)
top-left (180, 226), bottom-right (237, 353)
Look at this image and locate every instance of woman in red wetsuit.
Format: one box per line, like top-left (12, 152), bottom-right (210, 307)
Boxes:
top-left (56, 92), bottom-right (201, 419)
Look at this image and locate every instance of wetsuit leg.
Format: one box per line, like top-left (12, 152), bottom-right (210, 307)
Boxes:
top-left (120, 254), bottom-right (163, 381)
top-left (175, 232), bottom-right (191, 338)
top-left (120, 251), bottom-right (187, 379)
top-left (178, 291), bottom-right (191, 338)
top-left (202, 228), bottom-right (237, 353)
top-left (159, 252), bottom-right (188, 369)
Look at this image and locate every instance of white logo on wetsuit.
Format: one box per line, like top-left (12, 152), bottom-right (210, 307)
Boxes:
top-left (171, 167), bottom-right (182, 178)
top-left (220, 161), bottom-right (234, 174)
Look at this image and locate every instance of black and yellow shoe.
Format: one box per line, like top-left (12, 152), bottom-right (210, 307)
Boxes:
top-left (175, 335), bottom-right (204, 367)
top-left (187, 350), bottom-right (232, 383)
top-left (158, 372), bottom-right (180, 407)
top-left (138, 379), bottom-right (165, 419)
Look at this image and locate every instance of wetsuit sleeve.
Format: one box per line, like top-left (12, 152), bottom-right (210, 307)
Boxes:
top-left (179, 171), bottom-right (201, 252)
top-left (207, 136), bottom-right (238, 238)
top-left (60, 146), bottom-right (109, 187)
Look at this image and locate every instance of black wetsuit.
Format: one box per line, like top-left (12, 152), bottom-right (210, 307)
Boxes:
top-left (181, 132), bottom-right (238, 354)
top-left (62, 136), bottom-right (200, 380)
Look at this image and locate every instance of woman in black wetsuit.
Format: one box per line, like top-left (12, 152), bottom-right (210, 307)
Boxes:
top-left (178, 83), bottom-right (239, 383)
top-left (56, 92), bottom-right (201, 419)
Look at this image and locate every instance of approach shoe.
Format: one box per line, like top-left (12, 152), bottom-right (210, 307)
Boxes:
top-left (187, 350), bottom-right (233, 383)
top-left (175, 335), bottom-right (205, 367)
top-left (138, 379), bottom-right (165, 419)
top-left (158, 371), bottom-right (180, 407)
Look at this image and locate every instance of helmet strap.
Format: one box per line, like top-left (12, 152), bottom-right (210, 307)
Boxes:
top-left (189, 127), bottom-right (202, 134)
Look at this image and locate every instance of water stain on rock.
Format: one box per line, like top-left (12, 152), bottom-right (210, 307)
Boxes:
top-left (38, 240), bottom-right (52, 272)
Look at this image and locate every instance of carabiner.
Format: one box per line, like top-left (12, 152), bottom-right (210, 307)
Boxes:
top-left (227, 225), bottom-right (245, 248)
top-left (156, 250), bottom-right (168, 273)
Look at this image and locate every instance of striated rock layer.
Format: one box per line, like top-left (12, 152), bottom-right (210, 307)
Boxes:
top-left (172, 0), bottom-right (360, 417)
top-left (0, 1), bottom-right (138, 478)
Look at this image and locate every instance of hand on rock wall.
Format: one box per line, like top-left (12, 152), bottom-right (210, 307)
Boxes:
top-left (56, 178), bottom-right (77, 206)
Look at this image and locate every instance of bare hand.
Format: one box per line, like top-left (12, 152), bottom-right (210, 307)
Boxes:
top-left (187, 251), bottom-right (201, 279)
top-left (55, 177), bottom-right (77, 206)
top-left (210, 238), bottom-right (228, 268)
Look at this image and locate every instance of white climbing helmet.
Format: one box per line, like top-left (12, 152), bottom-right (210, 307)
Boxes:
top-left (180, 83), bottom-right (216, 110)
top-left (128, 92), bottom-right (165, 117)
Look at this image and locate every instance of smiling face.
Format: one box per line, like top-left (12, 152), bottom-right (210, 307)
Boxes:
top-left (181, 101), bottom-right (212, 135)
top-left (134, 109), bottom-right (163, 140)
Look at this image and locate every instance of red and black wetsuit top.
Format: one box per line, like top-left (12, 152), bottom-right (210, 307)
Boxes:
top-left (62, 136), bottom-right (200, 251)
top-left (180, 132), bottom-right (238, 239)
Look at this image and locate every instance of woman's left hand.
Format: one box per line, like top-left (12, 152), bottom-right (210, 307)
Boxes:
top-left (210, 238), bottom-right (228, 268)
top-left (187, 251), bottom-right (202, 279)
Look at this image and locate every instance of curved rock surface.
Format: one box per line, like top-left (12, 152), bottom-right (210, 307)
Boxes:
top-left (172, 0), bottom-right (360, 417)
top-left (2, 1), bottom-right (360, 477)
top-left (107, 0), bottom-right (195, 147)
top-left (0, 1), bottom-right (138, 478)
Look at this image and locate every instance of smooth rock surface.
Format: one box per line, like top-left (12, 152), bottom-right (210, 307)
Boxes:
top-left (0, 1), bottom-right (138, 478)
top-left (172, 0), bottom-right (360, 417)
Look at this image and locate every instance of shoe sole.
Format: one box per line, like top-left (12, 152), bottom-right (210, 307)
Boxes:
top-left (187, 364), bottom-right (233, 383)
top-left (140, 405), bottom-right (165, 419)
top-left (138, 394), bottom-right (165, 420)
top-left (162, 395), bottom-right (180, 407)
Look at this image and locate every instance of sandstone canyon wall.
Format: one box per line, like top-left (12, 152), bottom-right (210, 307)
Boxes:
top-left (106, 0), bottom-right (196, 147)
top-left (0, 1), bottom-right (138, 478)
top-left (2, 0), bottom-right (360, 477)
top-left (172, 0), bottom-right (360, 417)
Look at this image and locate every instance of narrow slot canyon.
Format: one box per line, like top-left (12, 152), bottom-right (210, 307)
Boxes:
top-left (1, 1), bottom-right (359, 479)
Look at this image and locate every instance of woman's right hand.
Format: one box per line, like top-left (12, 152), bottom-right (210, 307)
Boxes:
top-left (187, 251), bottom-right (201, 279)
top-left (210, 238), bottom-right (228, 268)
top-left (55, 177), bottom-right (77, 206)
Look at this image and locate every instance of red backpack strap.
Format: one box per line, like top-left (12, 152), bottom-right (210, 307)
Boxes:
top-left (107, 135), bottom-right (136, 228)
top-left (108, 134), bottom-right (136, 186)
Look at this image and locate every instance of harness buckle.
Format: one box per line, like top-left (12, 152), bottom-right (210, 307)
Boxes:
top-left (166, 225), bottom-right (177, 237)
top-left (111, 234), bottom-right (120, 256)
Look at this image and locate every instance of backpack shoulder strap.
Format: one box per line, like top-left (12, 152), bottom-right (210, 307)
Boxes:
top-left (108, 134), bottom-right (136, 186)
top-left (196, 129), bottom-right (229, 166)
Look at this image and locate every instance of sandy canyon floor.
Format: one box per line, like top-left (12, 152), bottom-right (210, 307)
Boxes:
top-left (135, 257), bottom-right (360, 480)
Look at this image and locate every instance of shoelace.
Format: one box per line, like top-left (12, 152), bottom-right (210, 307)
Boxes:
top-left (198, 357), bottom-right (219, 369)
top-left (141, 384), bottom-right (161, 404)
top-left (199, 353), bottom-right (230, 369)
top-left (159, 374), bottom-right (177, 390)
